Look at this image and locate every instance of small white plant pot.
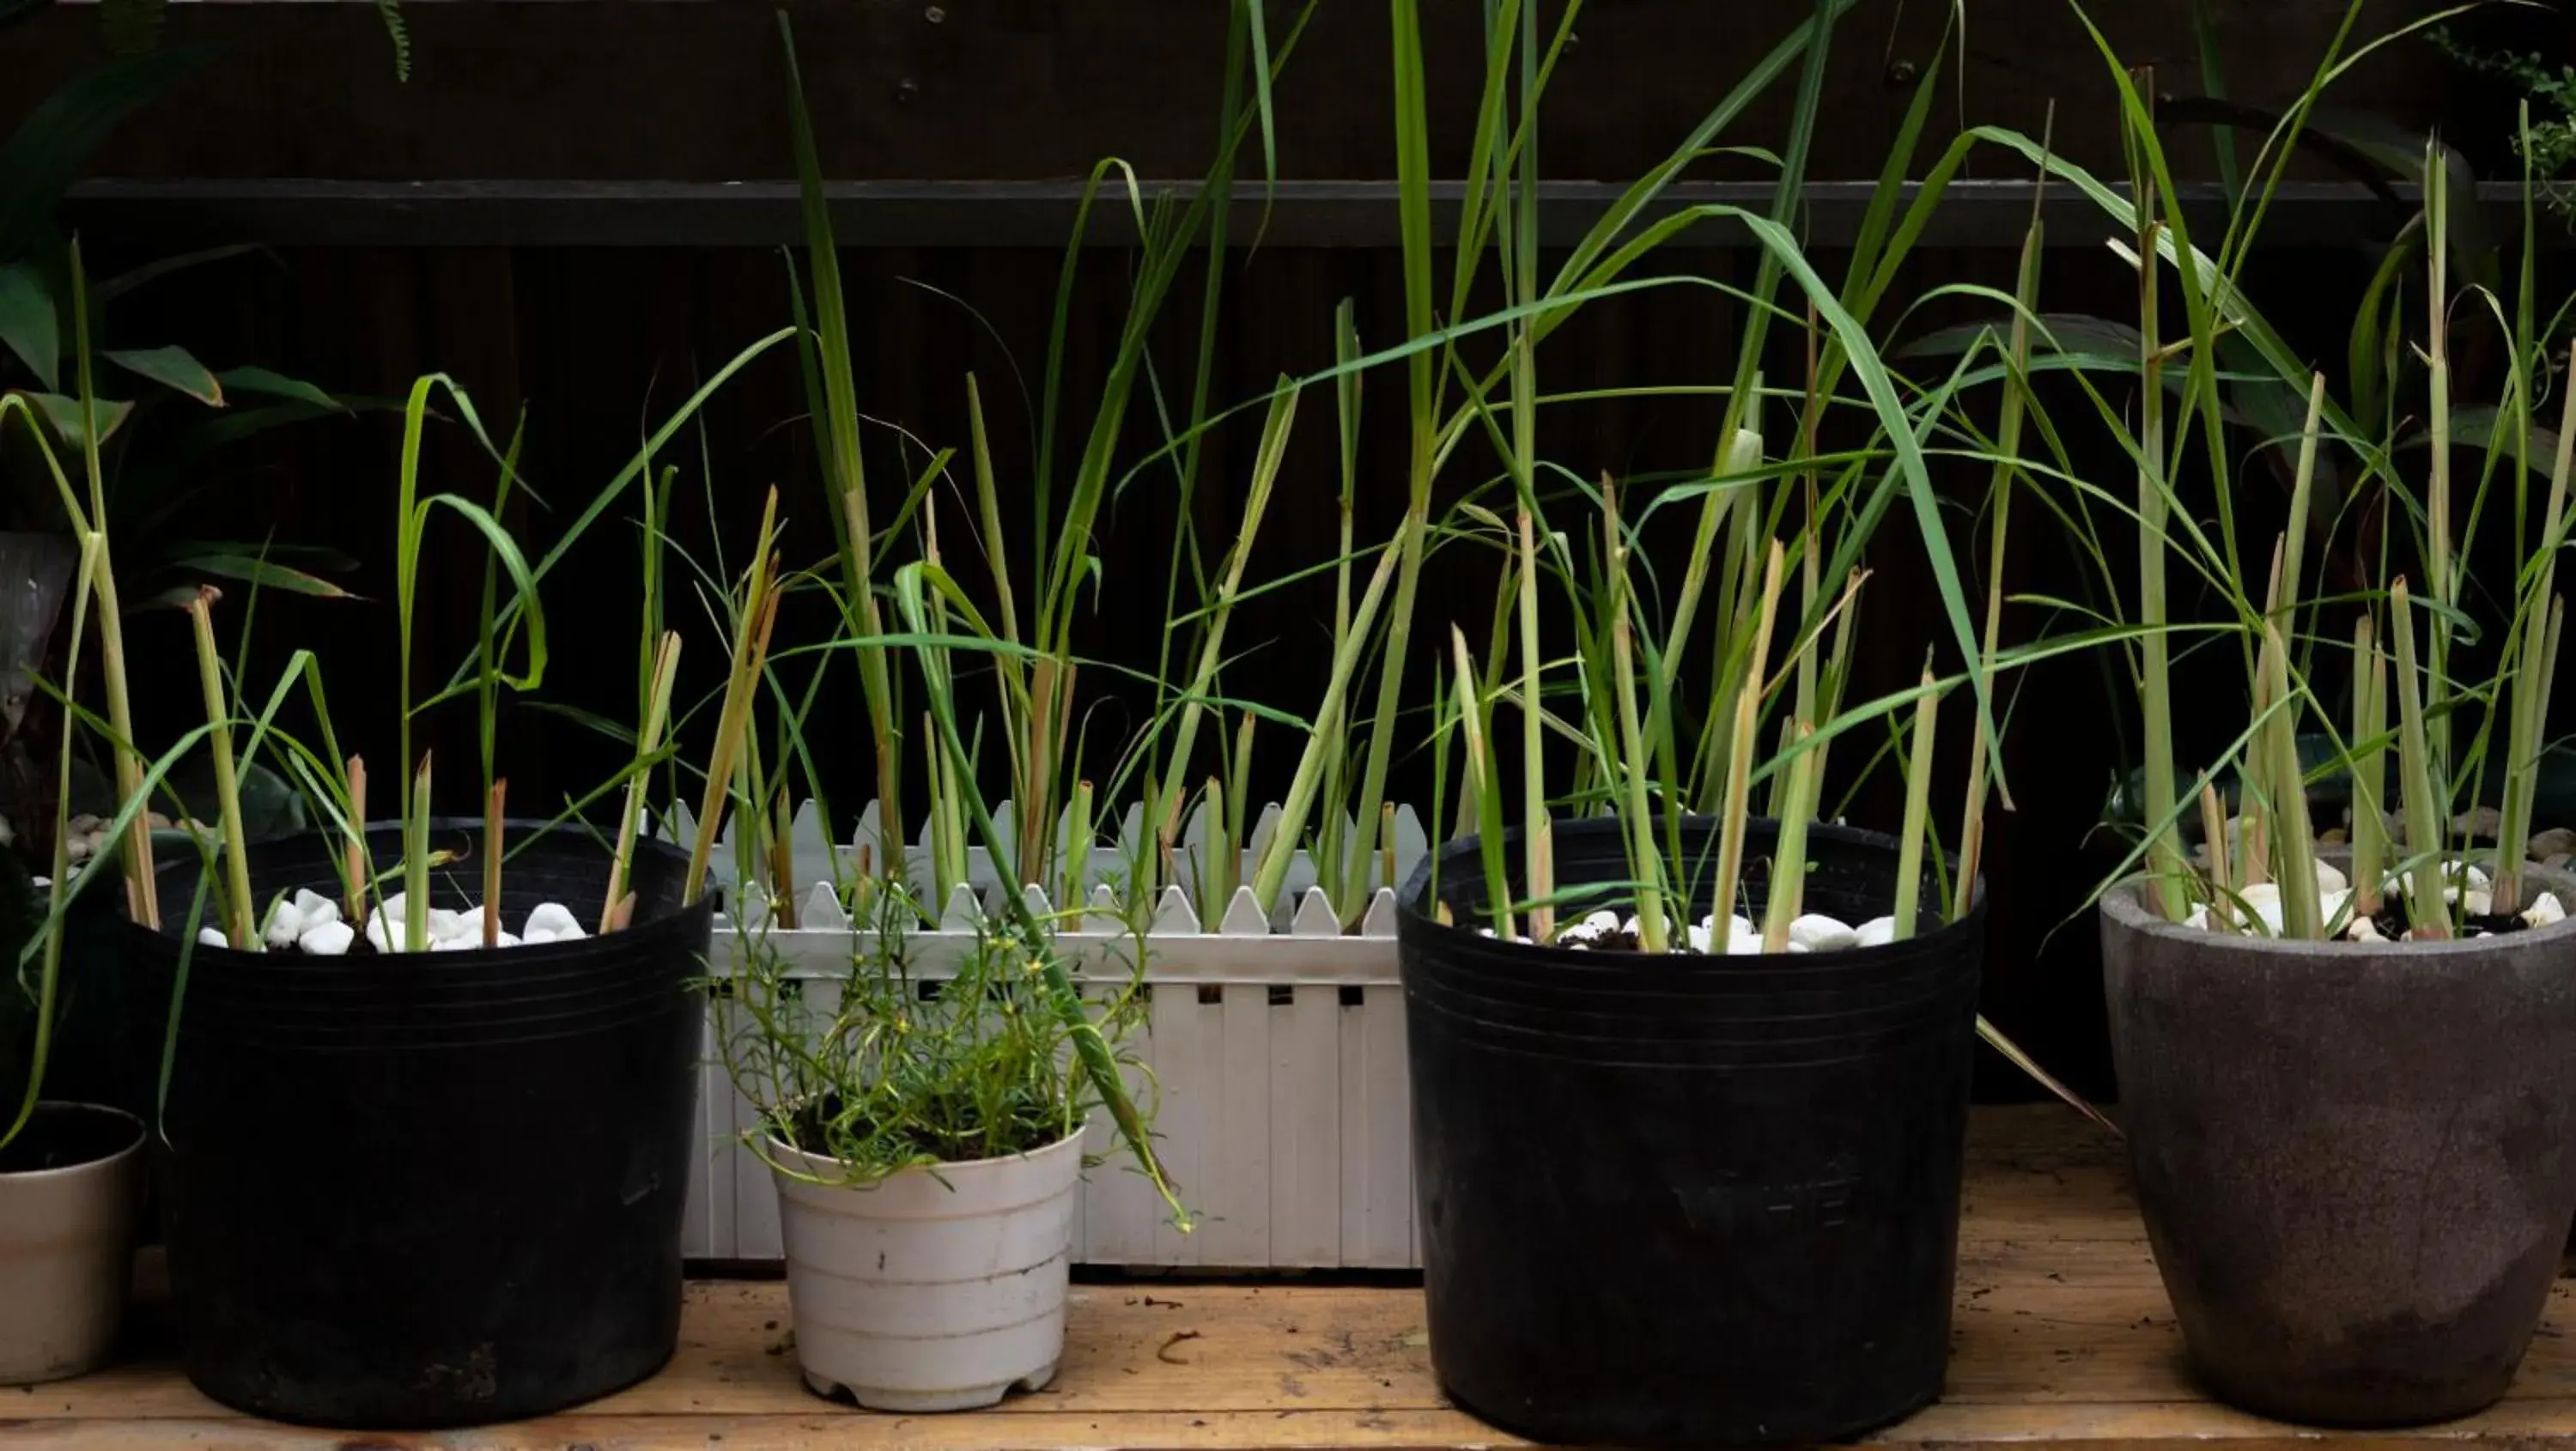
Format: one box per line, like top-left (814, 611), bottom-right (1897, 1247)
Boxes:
top-left (768, 1127), bottom-right (1082, 1412)
top-left (0, 1103), bottom-right (143, 1385)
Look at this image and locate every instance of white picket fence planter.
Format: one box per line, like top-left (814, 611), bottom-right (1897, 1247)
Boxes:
top-left (675, 798), bottom-right (1426, 1270)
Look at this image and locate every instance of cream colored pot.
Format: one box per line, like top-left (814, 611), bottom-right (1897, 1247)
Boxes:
top-left (0, 1102), bottom-right (143, 1384)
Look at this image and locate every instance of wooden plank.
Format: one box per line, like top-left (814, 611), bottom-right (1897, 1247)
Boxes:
top-left (50, 178), bottom-right (2518, 251)
top-left (0, 1), bottom-right (2458, 191)
top-left (42, 1106), bottom-right (2576, 1451)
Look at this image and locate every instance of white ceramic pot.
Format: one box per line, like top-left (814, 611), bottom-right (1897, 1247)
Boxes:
top-left (0, 1102), bottom-right (143, 1385)
top-left (769, 1127), bottom-right (1082, 1412)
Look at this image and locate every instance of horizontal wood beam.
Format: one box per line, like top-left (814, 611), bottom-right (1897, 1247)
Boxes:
top-left (60, 178), bottom-right (2507, 251)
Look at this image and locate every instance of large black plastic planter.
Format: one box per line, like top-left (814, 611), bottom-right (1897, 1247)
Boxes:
top-left (1396, 817), bottom-right (1984, 1447)
top-left (2101, 862), bottom-right (2576, 1427)
top-left (124, 820), bottom-right (710, 1429)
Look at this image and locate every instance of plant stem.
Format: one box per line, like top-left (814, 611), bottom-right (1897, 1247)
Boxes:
top-left (2391, 578), bottom-right (2448, 937)
top-left (1710, 541), bottom-right (1786, 941)
top-left (484, 780), bottom-right (506, 948)
top-left (605, 632), bottom-right (681, 934)
top-left (685, 489), bottom-right (784, 907)
top-left (2350, 616), bottom-right (2385, 917)
top-left (1765, 721), bottom-right (1821, 951)
top-left (2261, 616), bottom-right (2320, 938)
top-left (406, 753), bottom-right (432, 953)
top-left (1893, 666), bottom-right (1939, 941)
top-left (185, 588), bottom-right (255, 949)
top-left (344, 755), bottom-right (369, 928)
top-left (2134, 198), bottom-right (2186, 920)
top-left (2198, 777), bottom-right (2233, 930)
top-left (1602, 479), bottom-right (1667, 954)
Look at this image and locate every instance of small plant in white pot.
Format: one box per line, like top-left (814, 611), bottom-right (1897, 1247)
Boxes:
top-left (719, 885), bottom-right (1148, 1412)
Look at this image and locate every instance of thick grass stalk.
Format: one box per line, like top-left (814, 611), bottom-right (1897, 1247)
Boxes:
top-left (484, 781), bottom-right (506, 947)
top-left (2350, 618), bottom-right (2385, 916)
top-left (2133, 201), bottom-right (2185, 920)
top-left (2423, 140), bottom-right (2455, 779)
top-left (405, 754), bottom-right (432, 952)
top-left (1449, 628), bottom-right (1513, 939)
top-left (2496, 346), bottom-right (2576, 904)
top-left (684, 489), bottom-right (784, 906)
top-left (1066, 780), bottom-right (1094, 908)
top-left (1516, 504), bottom-right (1552, 943)
top-left (1763, 723), bottom-right (1821, 952)
top-left (1710, 542), bottom-right (1787, 938)
top-left (2198, 778), bottom-right (2233, 930)
top-left (67, 247), bottom-right (155, 930)
top-left (2261, 618), bottom-right (2321, 938)
top-left (604, 631), bottom-right (682, 934)
top-left (1892, 666), bottom-right (1939, 941)
top-left (2390, 579), bottom-right (2447, 936)
top-left (1601, 480), bottom-right (1667, 954)
top-left (343, 756), bottom-right (368, 928)
top-left (184, 588), bottom-right (256, 949)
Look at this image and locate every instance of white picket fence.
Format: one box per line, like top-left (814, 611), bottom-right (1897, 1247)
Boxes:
top-left (674, 798), bottom-right (1426, 1270)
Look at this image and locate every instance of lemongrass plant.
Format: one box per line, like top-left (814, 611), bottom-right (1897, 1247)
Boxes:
top-left (1970, 2), bottom-right (2576, 942)
top-left (774, 8), bottom-right (1315, 928)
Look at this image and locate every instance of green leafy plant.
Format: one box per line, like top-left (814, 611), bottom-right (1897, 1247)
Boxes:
top-left (717, 883), bottom-right (1148, 1185)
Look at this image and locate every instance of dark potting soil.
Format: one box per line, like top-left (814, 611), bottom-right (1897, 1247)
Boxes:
top-left (2364, 902), bottom-right (2530, 940)
top-left (0, 1103), bottom-right (140, 1174)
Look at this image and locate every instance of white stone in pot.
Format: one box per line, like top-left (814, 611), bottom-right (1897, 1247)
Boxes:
top-left (263, 901), bottom-right (307, 950)
top-left (1788, 913), bottom-right (1857, 952)
top-left (2526, 891), bottom-right (2568, 928)
top-left (1853, 915), bottom-right (1899, 948)
top-left (197, 927), bottom-right (228, 948)
top-left (524, 902), bottom-right (585, 942)
top-left (299, 920), bottom-right (355, 956)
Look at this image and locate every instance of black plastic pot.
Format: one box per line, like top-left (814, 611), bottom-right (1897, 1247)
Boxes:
top-left (124, 819), bottom-right (710, 1429)
top-left (2101, 859), bottom-right (2576, 1426)
top-left (1397, 816), bottom-right (1984, 1447)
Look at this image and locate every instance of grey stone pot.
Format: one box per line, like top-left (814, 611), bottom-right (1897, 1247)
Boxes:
top-left (2101, 863), bottom-right (2576, 1427)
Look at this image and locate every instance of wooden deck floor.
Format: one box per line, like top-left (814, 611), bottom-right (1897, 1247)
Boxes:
top-left (15, 1106), bottom-right (2576, 1448)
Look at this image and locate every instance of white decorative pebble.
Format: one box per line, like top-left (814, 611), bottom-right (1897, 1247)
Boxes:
top-left (2348, 914), bottom-right (2386, 943)
top-left (264, 902), bottom-right (307, 949)
top-left (1685, 923), bottom-right (1713, 953)
top-left (2526, 892), bottom-right (2567, 928)
top-left (197, 927), bottom-right (228, 948)
top-left (1853, 916), bottom-right (1899, 949)
top-left (364, 910), bottom-right (408, 954)
top-left (1723, 930), bottom-right (1765, 956)
top-left (2313, 860), bottom-right (2349, 894)
top-left (2464, 889), bottom-right (2494, 918)
top-left (299, 920), bottom-right (355, 956)
top-left (1788, 913), bottom-right (1857, 952)
top-left (2184, 905), bottom-right (2210, 932)
top-left (524, 902), bottom-right (583, 941)
top-left (1581, 910), bottom-right (1619, 934)
top-left (426, 908), bottom-right (466, 943)
top-left (294, 889), bottom-right (335, 918)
